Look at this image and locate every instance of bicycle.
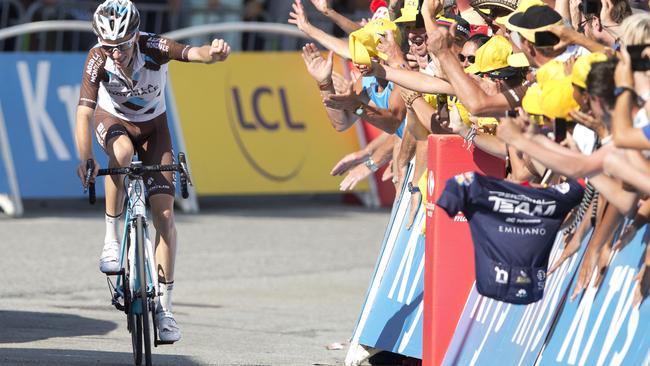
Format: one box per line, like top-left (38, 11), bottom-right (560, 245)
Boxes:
top-left (84, 152), bottom-right (193, 366)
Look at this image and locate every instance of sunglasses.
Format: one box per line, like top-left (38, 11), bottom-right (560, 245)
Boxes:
top-left (100, 36), bottom-right (136, 54)
top-left (458, 54), bottom-right (476, 63)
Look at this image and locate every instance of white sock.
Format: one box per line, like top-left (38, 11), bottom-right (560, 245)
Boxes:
top-left (158, 282), bottom-right (174, 313)
top-left (104, 213), bottom-right (122, 245)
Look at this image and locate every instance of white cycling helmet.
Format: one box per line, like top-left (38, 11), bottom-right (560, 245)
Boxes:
top-left (92, 0), bottom-right (140, 44)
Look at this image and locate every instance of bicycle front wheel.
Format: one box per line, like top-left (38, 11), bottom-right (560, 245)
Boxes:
top-left (130, 313), bottom-right (142, 365)
top-left (136, 216), bottom-right (153, 366)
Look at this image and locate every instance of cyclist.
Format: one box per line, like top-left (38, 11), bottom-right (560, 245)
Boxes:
top-left (74, 0), bottom-right (230, 343)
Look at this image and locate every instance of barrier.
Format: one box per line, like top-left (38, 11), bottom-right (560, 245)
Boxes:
top-left (347, 161), bottom-right (424, 362)
top-left (0, 53), bottom-right (183, 199)
top-left (168, 52), bottom-right (367, 195)
top-left (423, 135), bottom-right (506, 366)
top-left (537, 225), bottom-right (650, 366)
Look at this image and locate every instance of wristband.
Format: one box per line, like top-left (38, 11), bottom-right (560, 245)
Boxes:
top-left (318, 79), bottom-right (333, 91)
top-left (407, 182), bottom-right (420, 193)
top-left (614, 86), bottom-right (636, 98)
top-left (365, 156), bottom-right (379, 172)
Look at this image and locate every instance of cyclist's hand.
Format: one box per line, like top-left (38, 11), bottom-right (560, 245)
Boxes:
top-left (208, 39), bottom-right (231, 63)
top-left (77, 158), bottom-right (99, 188)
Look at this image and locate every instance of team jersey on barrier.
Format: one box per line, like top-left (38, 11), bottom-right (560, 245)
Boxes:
top-left (436, 172), bottom-right (584, 304)
top-left (79, 32), bottom-right (191, 122)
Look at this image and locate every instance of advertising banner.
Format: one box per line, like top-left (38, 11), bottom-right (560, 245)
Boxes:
top-left (0, 53), bottom-right (183, 198)
top-left (168, 52), bottom-right (366, 195)
top-left (537, 226), bottom-right (650, 366)
top-left (442, 230), bottom-right (591, 366)
top-left (349, 163), bottom-right (424, 359)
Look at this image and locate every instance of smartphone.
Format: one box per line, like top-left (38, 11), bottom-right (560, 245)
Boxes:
top-left (534, 31), bottom-right (560, 48)
top-left (581, 0), bottom-right (602, 15)
top-left (554, 118), bottom-right (567, 143)
top-left (627, 44), bottom-right (650, 72)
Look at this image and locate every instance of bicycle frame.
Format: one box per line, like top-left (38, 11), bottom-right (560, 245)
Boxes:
top-left (114, 162), bottom-right (159, 314)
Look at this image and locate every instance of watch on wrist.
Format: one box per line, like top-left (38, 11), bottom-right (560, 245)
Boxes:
top-left (354, 104), bottom-right (365, 116)
top-left (365, 156), bottom-right (379, 172)
top-left (407, 182), bottom-right (420, 193)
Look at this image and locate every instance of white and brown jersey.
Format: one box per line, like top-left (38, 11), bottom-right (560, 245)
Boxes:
top-left (79, 32), bottom-right (191, 122)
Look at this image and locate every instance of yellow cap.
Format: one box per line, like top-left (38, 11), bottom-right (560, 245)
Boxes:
top-left (495, 0), bottom-right (545, 26)
top-left (464, 35), bottom-right (512, 74)
top-left (506, 52), bottom-right (530, 68)
top-left (536, 60), bottom-right (566, 87)
top-left (571, 52), bottom-right (608, 89)
top-left (522, 83), bottom-right (543, 116)
top-left (540, 77), bottom-right (579, 119)
top-left (349, 18), bottom-right (401, 65)
top-left (477, 117), bottom-right (499, 127)
top-left (394, 0), bottom-right (419, 23)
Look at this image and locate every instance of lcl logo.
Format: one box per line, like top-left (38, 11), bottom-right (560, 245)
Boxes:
top-left (226, 85), bottom-right (307, 182)
top-left (231, 87), bottom-right (305, 131)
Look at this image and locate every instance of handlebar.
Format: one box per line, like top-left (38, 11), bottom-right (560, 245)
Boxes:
top-left (85, 153), bottom-right (193, 204)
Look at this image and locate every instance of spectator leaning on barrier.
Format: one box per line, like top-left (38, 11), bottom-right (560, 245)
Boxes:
top-left (74, 0), bottom-right (231, 343)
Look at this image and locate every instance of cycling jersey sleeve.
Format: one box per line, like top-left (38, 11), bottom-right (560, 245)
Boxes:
top-left (140, 34), bottom-right (191, 64)
top-left (436, 172), bottom-right (475, 217)
top-left (78, 47), bottom-right (107, 109)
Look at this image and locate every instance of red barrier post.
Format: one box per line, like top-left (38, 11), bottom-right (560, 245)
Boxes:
top-left (423, 135), bottom-right (505, 365)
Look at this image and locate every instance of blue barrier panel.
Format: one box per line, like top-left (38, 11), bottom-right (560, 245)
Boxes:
top-left (538, 225), bottom-right (650, 366)
top-left (0, 53), bottom-right (182, 198)
top-left (349, 164), bottom-right (424, 359)
top-left (442, 229), bottom-right (592, 366)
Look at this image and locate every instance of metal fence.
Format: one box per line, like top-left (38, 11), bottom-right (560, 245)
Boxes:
top-left (0, 0), bottom-right (360, 52)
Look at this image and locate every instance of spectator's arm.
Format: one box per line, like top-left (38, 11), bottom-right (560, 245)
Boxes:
top-left (436, 50), bottom-right (514, 116)
top-left (372, 62), bottom-right (455, 95)
top-left (447, 105), bottom-right (508, 158)
top-left (549, 24), bottom-right (614, 56)
top-left (309, 0), bottom-right (362, 34)
top-left (589, 174), bottom-right (640, 216)
top-left (604, 149), bottom-right (650, 195)
top-left (289, 0), bottom-right (351, 59)
top-left (611, 49), bottom-right (650, 149)
top-left (496, 116), bottom-right (609, 177)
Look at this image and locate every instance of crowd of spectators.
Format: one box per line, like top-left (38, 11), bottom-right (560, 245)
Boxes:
top-left (291, 0), bottom-right (650, 363)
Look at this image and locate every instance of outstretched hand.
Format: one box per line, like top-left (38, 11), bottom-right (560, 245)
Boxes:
top-left (288, 0), bottom-right (311, 32)
top-left (377, 30), bottom-right (405, 68)
top-left (339, 164), bottom-right (372, 191)
top-left (309, 0), bottom-right (330, 14)
top-left (301, 43), bottom-right (333, 84)
top-left (426, 26), bottom-right (452, 57)
top-left (323, 82), bottom-right (360, 111)
top-left (331, 151), bottom-right (370, 176)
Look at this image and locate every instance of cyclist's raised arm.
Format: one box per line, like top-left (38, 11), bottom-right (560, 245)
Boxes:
top-left (187, 39), bottom-right (232, 64)
top-left (140, 34), bottom-right (231, 64)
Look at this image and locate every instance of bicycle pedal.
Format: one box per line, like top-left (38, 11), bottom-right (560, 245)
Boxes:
top-left (104, 269), bottom-right (124, 276)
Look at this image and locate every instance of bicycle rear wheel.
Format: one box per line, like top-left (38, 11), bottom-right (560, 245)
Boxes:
top-left (136, 216), bottom-right (153, 366)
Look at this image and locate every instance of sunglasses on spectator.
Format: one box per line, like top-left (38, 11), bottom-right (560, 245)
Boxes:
top-left (458, 54), bottom-right (476, 63)
top-left (100, 35), bottom-right (136, 54)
